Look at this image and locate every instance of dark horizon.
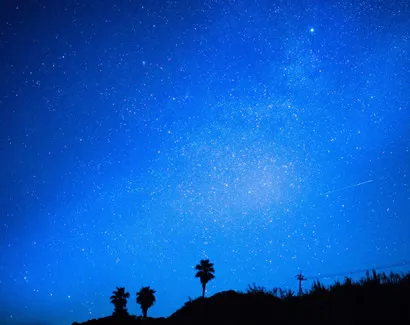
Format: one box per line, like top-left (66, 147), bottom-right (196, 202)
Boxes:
top-left (1, 0), bottom-right (409, 324)
top-left (73, 268), bottom-right (410, 324)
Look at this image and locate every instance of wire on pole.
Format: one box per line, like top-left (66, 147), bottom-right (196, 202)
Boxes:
top-left (304, 260), bottom-right (410, 281)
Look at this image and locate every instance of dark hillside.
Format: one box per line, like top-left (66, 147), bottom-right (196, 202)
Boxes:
top-left (73, 271), bottom-right (410, 325)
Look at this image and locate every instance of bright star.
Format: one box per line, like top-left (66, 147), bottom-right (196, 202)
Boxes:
top-left (310, 28), bottom-right (315, 33)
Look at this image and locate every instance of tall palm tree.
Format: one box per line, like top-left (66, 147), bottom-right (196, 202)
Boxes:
top-left (110, 287), bottom-right (130, 316)
top-left (195, 259), bottom-right (215, 297)
top-left (136, 286), bottom-right (156, 318)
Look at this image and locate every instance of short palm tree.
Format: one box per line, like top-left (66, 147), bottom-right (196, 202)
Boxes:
top-left (110, 287), bottom-right (130, 316)
top-left (195, 259), bottom-right (215, 297)
top-left (136, 286), bottom-right (156, 318)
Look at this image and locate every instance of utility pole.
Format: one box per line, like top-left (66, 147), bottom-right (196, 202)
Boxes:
top-left (296, 271), bottom-right (306, 296)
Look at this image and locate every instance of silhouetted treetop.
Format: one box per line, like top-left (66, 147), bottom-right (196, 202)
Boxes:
top-left (136, 286), bottom-right (156, 318)
top-left (110, 287), bottom-right (130, 317)
top-left (195, 259), bottom-right (215, 298)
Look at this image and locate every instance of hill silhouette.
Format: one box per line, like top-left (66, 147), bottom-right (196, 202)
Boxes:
top-left (72, 269), bottom-right (410, 325)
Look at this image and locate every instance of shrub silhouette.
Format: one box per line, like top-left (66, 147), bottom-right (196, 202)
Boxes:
top-left (136, 286), bottom-right (156, 318)
top-left (244, 283), bottom-right (295, 302)
top-left (360, 269), bottom-right (381, 286)
top-left (195, 259), bottom-right (215, 297)
top-left (246, 283), bottom-right (278, 297)
top-left (110, 287), bottom-right (130, 317)
top-left (279, 287), bottom-right (295, 300)
top-left (310, 279), bottom-right (329, 295)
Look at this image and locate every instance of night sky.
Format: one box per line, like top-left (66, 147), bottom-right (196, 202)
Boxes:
top-left (1, 0), bottom-right (409, 324)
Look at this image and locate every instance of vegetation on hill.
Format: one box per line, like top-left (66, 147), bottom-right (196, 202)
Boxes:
top-left (72, 265), bottom-right (410, 325)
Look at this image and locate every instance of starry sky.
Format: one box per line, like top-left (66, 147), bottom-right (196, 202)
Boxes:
top-left (1, 0), bottom-right (409, 324)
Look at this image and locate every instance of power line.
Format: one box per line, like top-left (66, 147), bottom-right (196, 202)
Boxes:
top-left (304, 260), bottom-right (410, 281)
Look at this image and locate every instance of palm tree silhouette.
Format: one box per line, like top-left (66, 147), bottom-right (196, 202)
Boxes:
top-left (110, 287), bottom-right (130, 316)
top-left (195, 259), bottom-right (215, 297)
top-left (136, 286), bottom-right (156, 318)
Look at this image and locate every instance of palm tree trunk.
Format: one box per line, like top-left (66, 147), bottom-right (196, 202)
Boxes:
top-left (202, 283), bottom-right (206, 297)
top-left (143, 308), bottom-right (147, 318)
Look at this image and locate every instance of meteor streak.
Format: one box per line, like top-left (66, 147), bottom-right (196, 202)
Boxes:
top-left (321, 179), bottom-right (374, 196)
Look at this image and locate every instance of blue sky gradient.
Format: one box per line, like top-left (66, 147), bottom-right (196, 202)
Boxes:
top-left (1, 1), bottom-right (409, 324)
